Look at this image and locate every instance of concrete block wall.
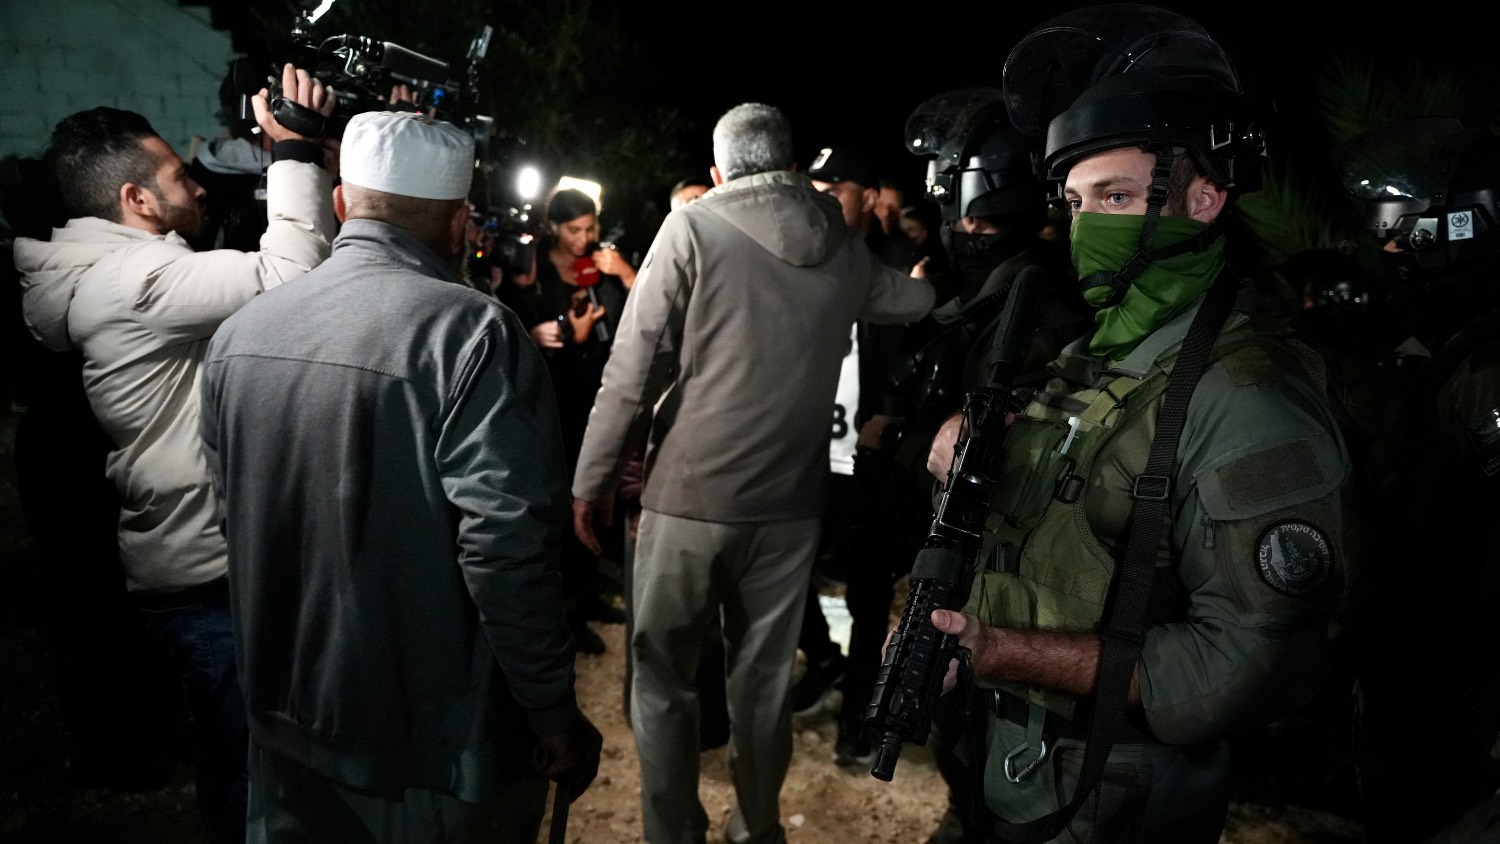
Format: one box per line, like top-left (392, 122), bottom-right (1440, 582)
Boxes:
top-left (0, 0), bottom-right (235, 160)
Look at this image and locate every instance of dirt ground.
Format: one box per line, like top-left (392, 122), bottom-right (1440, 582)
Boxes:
top-left (544, 609), bottom-right (1367, 844)
top-left (547, 619), bottom-right (950, 844)
top-left (0, 604), bottom-right (1369, 844)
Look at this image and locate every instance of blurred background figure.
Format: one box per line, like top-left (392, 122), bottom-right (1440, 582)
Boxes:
top-left (1338, 116), bottom-right (1500, 844)
top-left (669, 176), bottom-right (711, 211)
top-left (874, 179), bottom-right (904, 236)
top-left (183, 61), bottom-right (274, 253)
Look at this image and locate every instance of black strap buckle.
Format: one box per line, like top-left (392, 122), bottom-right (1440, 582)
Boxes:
top-left (1131, 474), bottom-right (1171, 501)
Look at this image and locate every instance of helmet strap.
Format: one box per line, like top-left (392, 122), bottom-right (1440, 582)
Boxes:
top-left (1078, 148), bottom-right (1222, 308)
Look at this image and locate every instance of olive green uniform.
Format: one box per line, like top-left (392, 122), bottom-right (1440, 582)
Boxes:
top-left (969, 292), bottom-right (1358, 842)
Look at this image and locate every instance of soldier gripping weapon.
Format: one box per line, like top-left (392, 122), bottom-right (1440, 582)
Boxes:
top-left (867, 266), bottom-right (1047, 780)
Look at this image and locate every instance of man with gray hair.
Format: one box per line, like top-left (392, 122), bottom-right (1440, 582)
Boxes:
top-left (200, 110), bottom-right (601, 842)
top-left (572, 102), bottom-right (934, 843)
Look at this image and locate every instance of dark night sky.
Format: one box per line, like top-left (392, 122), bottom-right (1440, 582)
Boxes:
top-left (608, 0), bottom-right (1491, 201)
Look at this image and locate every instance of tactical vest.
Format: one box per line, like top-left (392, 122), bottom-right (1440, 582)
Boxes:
top-left (970, 313), bottom-right (1264, 722)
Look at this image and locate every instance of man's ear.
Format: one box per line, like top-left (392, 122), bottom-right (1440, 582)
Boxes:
top-left (1188, 177), bottom-right (1229, 225)
top-left (120, 181), bottom-right (157, 225)
top-left (861, 187), bottom-right (878, 214)
top-left (447, 201), bottom-right (469, 255)
top-left (332, 184), bottom-right (348, 223)
top-left (710, 165), bottom-right (724, 187)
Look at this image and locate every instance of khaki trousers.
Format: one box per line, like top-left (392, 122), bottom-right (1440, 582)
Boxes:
top-left (631, 510), bottom-right (819, 844)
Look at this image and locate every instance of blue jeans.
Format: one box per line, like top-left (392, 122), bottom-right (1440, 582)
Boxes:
top-left (137, 577), bottom-right (249, 844)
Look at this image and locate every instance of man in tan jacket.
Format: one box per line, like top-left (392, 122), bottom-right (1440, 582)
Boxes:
top-left (571, 102), bottom-right (934, 844)
top-left (11, 64), bottom-right (338, 844)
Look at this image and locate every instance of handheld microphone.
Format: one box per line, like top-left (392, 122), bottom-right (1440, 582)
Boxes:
top-left (571, 253), bottom-right (611, 343)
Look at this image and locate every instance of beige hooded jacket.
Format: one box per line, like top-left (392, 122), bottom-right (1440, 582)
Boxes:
top-left (12, 159), bottom-right (336, 592)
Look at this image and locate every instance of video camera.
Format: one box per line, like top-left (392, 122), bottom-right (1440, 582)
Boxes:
top-left (233, 0), bottom-right (541, 281)
top-left (468, 134), bottom-right (541, 281)
top-left (230, 1), bottom-right (493, 145)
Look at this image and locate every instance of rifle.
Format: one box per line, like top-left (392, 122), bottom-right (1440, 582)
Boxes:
top-left (866, 265), bottom-right (1046, 781)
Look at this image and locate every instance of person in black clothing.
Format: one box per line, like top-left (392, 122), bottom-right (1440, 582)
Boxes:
top-left (530, 187), bottom-right (634, 653)
top-left (898, 87), bottom-right (1090, 844)
top-left (795, 145), bottom-right (933, 766)
top-left (183, 64), bottom-right (274, 253)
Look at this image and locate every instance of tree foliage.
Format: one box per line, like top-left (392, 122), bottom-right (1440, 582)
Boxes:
top-left (1236, 47), bottom-right (1500, 298)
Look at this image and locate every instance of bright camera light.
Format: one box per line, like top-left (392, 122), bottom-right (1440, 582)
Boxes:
top-left (557, 176), bottom-right (603, 211)
top-left (516, 166), bottom-right (542, 201)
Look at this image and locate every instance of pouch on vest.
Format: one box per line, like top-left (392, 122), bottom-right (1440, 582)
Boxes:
top-left (988, 415), bottom-right (1076, 530)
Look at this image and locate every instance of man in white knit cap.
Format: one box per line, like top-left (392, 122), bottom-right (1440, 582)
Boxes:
top-left (200, 110), bottom-right (601, 843)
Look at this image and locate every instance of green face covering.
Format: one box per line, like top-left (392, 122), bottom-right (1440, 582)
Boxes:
top-left (1071, 212), bottom-right (1225, 361)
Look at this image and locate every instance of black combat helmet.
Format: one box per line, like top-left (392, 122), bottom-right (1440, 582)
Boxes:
top-left (1340, 116), bottom-right (1500, 277)
top-left (1001, 4), bottom-right (1268, 306)
top-left (1003, 3), bottom-right (1266, 191)
top-left (905, 88), bottom-right (1044, 223)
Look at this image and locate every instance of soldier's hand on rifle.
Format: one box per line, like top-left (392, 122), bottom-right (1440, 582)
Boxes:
top-left (927, 412), bottom-right (964, 482)
top-left (931, 609), bottom-right (990, 694)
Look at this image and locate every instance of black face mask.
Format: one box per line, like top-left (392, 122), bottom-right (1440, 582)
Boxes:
top-left (940, 224), bottom-right (1031, 299)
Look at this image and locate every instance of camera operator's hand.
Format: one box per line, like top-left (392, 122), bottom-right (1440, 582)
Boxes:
top-left (251, 63), bottom-right (337, 145)
top-left (388, 84), bottom-right (419, 111)
top-left (530, 320), bottom-right (564, 350)
top-left (591, 246), bottom-right (637, 288)
top-left (534, 713), bottom-right (604, 800)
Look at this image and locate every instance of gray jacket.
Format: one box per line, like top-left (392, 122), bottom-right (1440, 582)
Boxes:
top-left (572, 170), bottom-right (935, 521)
top-left (200, 219), bottom-right (578, 799)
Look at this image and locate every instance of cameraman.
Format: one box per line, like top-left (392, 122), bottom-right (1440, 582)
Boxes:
top-left (12, 63), bottom-right (338, 844)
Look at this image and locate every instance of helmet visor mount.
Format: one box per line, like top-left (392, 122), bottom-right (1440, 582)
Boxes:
top-left (1000, 4), bottom-right (1255, 308)
top-left (1339, 116), bottom-right (1500, 273)
top-left (906, 87), bottom-right (1040, 221)
top-left (1002, 3), bottom-right (1263, 193)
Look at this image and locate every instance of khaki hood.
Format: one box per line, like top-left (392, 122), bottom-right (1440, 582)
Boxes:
top-left (697, 170), bottom-right (849, 267)
top-left (12, 217), bottom-right (159, 352)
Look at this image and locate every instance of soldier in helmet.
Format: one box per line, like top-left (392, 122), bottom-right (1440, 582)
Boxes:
top-left (893, 86), bottom-right (1091, 844)
top-left (898, 87), bottom-right (1090, 424)
top-left (1339, 116), bottom-right (1500, 844)
top-left (921, 5), bottom-right (1361, 840)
